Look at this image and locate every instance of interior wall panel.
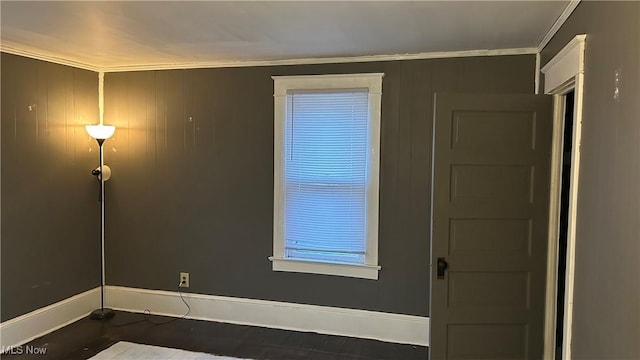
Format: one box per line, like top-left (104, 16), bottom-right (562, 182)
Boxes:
top-left (1, 53), bottom-right (100, 321)
top-left (103, 55), bottom-right (535, 316)
top-left (541, 1), bottom-right (640, 358)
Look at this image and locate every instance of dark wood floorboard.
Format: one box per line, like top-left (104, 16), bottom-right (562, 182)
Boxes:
top-left (1, 311), bottom-right (428, 359)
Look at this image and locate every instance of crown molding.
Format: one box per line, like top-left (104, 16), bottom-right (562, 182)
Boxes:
top-left (100, 48), bottom-right (537, 72)
top-left (1, 43), bottom-right (537, 73)
top-left (0, 42), bottom-right (100, 72)
top-left (537, 0), bottom-right (581, 52)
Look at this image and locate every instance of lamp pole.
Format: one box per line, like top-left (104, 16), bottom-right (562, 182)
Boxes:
top-left (99, 139), bottom-right (107, 314)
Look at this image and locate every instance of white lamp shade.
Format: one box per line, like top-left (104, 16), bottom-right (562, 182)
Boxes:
top-left (86, 124), bottom-right (115, 140)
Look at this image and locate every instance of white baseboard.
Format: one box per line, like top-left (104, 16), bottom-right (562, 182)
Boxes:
top-left (0, 286), bottom-right (429, 349)
top-left (0, 287), bottom-right (100, 350)
top-left (106, 286), bottom-right (429, 346)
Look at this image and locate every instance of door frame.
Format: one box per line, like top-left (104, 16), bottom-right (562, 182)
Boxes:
top-left (541, 34), bottom-right (586, 360)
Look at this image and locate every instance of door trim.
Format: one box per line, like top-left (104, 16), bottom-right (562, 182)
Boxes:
top-left (541, 34), bottom-right (586, 360)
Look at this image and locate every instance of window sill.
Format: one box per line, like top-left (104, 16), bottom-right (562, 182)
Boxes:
top-left (268, 257), bottom-right (381, 280)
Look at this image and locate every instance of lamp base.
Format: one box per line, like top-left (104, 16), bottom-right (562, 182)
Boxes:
top-left (89, 308), bottom-right (115, 320)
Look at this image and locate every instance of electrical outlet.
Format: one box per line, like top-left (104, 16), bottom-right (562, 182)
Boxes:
top-left (179, 272), bottom-right (189, 288)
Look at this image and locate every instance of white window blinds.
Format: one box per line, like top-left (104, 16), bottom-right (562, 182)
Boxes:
top-left (284, 90), bottom-right (369, 264)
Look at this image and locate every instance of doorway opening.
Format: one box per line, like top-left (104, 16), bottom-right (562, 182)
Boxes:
top-left (554, 90), bottom-right (574, 359)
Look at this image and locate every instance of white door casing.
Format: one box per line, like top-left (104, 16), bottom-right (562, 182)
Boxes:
top-left (541, 34), bottom-right (586, 360)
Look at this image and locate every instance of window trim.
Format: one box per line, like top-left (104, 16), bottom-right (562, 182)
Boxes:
top-left (270, 73), bottom-right (383, 280)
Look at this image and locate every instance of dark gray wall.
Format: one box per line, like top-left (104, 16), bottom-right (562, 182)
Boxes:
top-left (1, 53), bottom-right (100, 321)
top-left (104, 55), bottom-right (535, 316)
top-left (541, 2), bottom-right (640, 359)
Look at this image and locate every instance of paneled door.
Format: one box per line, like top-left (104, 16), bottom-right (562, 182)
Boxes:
top-left (430, 93), bottom-right (553, 359)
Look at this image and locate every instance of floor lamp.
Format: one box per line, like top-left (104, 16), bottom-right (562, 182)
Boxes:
top-left (86, 124), bottom-right (116, 320)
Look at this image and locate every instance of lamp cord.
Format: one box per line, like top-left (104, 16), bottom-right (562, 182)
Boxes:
top-left (111, 283), bottom-right (191, 327)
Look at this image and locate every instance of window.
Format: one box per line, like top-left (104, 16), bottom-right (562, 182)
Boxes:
top-left (270, 73), bottom-right (383, 280)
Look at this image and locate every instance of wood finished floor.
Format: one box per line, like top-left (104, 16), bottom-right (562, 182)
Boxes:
top-left (1, 311), bottom-right (428, 360)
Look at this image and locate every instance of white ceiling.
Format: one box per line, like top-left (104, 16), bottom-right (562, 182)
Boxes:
top-left (0, 1), bottom-right (571, 72)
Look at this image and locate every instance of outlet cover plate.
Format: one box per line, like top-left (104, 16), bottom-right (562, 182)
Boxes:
top-left (179, 272), bottom-right (189, 287)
